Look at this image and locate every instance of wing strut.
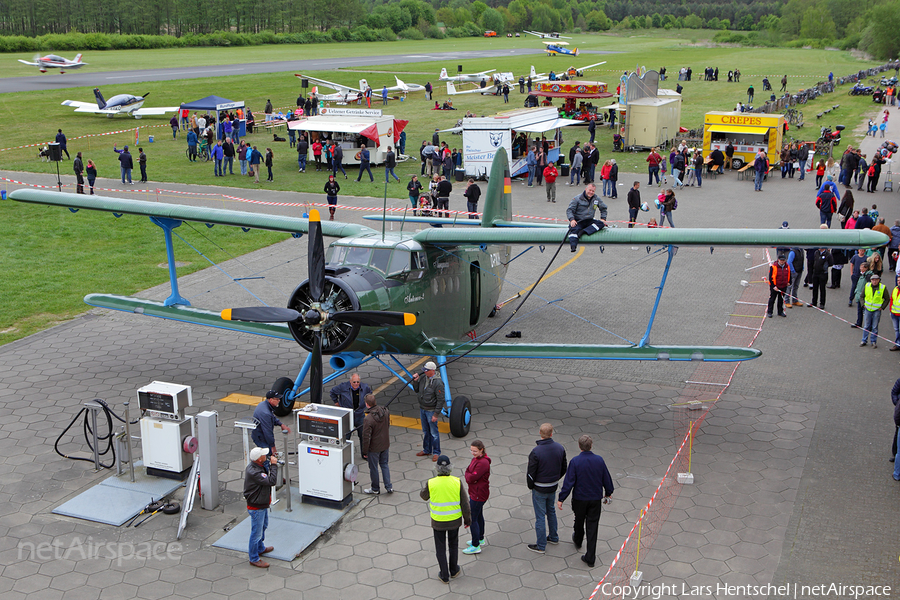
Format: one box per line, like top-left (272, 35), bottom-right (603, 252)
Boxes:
top-left (638, 244), bottom-right (674, 348)
top-left (149, 217), bottom-right (191, 307)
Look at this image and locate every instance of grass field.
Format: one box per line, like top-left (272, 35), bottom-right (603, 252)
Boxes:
top-left (0, 31), bottom-right (890, 345)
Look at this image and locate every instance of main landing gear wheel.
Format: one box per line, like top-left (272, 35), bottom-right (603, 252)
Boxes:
top-left (271, 376), bottom-right (295, 417)
top-left (449, 396), bottom-right (472, 438)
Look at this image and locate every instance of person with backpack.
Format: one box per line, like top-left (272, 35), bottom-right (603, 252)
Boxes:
top-left (753, 148), bottom-right (768, 192)
top-left (816, 184), bottom-right (837, 228)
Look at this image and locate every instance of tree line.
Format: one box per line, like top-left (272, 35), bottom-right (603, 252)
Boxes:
top-left (0, 0), bottom-right (897, 60)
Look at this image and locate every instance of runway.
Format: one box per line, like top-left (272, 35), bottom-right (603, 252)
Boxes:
top-left (0, 48), bottom-right (618, 94)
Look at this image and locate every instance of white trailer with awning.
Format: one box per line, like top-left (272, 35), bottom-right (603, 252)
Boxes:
top-left (442, 107), bottom-right (581, 179)
top-left (288, 108), bottom-right (407, 165)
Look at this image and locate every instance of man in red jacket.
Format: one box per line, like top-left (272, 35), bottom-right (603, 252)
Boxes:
top-left (543, 163), bottom-right (558, 203)
top-left (767, 253), bottom-right (791, 318)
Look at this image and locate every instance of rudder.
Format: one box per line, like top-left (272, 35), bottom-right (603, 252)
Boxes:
top-left (480, 147), bottom-right (512, 227)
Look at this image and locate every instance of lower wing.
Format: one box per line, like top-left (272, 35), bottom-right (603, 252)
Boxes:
top-left (421, 340), bottom-right (761, 362)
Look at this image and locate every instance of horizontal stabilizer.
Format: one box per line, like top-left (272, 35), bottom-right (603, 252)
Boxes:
top-left (420, 341), bottom-right (761, 362)
top-left (85, 294), bottom-right (294, 340)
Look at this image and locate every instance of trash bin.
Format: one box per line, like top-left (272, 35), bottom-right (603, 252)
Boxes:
top-left (148, 135), bottom-right (154, 143)
top-left (560, 164), bottom-right (570, 177)
top-left (455, 168), bottom-right (465, 182)
top-left (238, 119), bottom-right (247, 136)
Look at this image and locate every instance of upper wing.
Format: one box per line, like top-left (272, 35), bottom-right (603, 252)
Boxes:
top-left (132, 106), bottom-right (180, 116)
top-left (409, 225), bottom-right (889, 248)
top-left (295, 74), bottom-right (361, 95)
top-left (61, 100), bottom-right (101, 112)
top-left (7, 189), bottom-right (376, 238)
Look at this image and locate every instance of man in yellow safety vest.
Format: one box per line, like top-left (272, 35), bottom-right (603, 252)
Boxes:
top-left (861, 273), bottom-right (888, 348)
top-left (889, 274), bottom-right (900, 351)
top-left (420, 455), bottom-right (471, 584)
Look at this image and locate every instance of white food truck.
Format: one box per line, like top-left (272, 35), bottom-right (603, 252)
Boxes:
top-left (288, 108), bottom-right (405, 166)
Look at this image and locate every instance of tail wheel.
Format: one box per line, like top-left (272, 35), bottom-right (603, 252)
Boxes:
top-left (449, 396), bottom-right (472, 438)
top-left (271, 376), bottom-right (296, 417)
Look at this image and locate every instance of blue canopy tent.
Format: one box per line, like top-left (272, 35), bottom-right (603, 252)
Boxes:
top-left (179, 95), bottom-right (244, 112)
top-left (180, 95), bottom-right (247, 136)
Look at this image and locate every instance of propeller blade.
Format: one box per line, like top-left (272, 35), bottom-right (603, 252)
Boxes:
top-left (331, 311), bottom-right (416, 327)
top-left (221, 307), bottom-right (300, 323)
top-left (309, 332), bottom-right (323, 404)
top-left (308, 209), bottom-right (325, 302)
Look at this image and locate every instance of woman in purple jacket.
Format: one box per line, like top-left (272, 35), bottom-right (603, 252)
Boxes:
top-left (463, 440), bottom-right (491, 554)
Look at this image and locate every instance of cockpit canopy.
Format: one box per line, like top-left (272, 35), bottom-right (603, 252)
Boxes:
top-left (326, 238), bottom-right (427, 276)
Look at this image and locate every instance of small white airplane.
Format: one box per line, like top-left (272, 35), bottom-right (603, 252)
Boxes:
top-left (61, 88), bottom-right (179, 119)
top-left (439, 67), bottom-right (497, 84)
top-left (523, 30), bottom-right (572, 39)
top-left (18, 53), bottom-right (87, 73)
top-left (527, 61), bottom-right (608, 83)
top-left (308, 85), bottom-right (357, 104)
top-left (359, 77), bottom-right (426, 95)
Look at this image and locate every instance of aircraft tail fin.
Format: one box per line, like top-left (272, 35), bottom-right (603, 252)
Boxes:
top-left (573, 48), bottom-right (579, 57)
top-left (74, 53), bottom-right (83, 63)
top-left (530, 66), bottom-right (537, 79)
top-left (93, 88), bottom-right (106, 109)
top-left (440, 68), bottom-right (448, 80)
top-left (447, 81), bottom-right (457, 95)
top-left (359, 79), bottom-right (368, 91)
top-left (480, 147), bottom-right (512, 228)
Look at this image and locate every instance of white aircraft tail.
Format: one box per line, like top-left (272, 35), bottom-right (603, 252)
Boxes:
top-left (440, 68), bottom-right (448, 80)
top-left (447, 81), bottom-right (457, 95)
top-left (530, 66), bottom-right (537, 79)
top-left (359, 79), bottom-right (369, 91)
top-left (573, 48), bottom-right (579, 57)
top-left (74, 53), bottom-right (83, 63)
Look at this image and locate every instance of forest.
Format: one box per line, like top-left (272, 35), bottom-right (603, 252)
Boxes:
top-left (0, 0), bottom-right (897, 59)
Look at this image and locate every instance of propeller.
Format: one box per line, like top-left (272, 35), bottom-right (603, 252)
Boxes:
top-left (220, 209), bottom-right (415, 406)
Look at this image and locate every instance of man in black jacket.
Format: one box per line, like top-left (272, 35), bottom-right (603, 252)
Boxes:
top-left (463, 179), bottom-right (481, 219)
top-left (526, 423), bottom-right (567, 554)
top-left (436, 176), bottom-right (452, 219)
top-left (809, 246), bottom-right (834, 309)
top-left (244, 447), bottom-right (277, 568)
top-left (626, 182), bottom-right (641, 228)
top-left (385, 146), bottom-right (400, 182)
top-left (73, 152), bottom-right (85, 194)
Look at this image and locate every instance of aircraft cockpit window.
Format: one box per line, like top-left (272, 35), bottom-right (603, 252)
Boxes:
top-left (371, 248), bottom-right (392, 273)
top-left (387, 250), bottom-right (410, 275)
top-left (344, 247), bottom-right (373, 266)
top-left (326, 245), bottom-right (348, 265)
top-left (411, 252), bottom-right (427, 270)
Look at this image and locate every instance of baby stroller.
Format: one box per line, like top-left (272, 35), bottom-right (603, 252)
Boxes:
top-left (417, 195), bottom-right (433, 218)
top-left (612, 134), bottom-right (623, 152)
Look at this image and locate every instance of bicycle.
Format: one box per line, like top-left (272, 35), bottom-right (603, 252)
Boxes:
top-left (185, 144), bottom-right (211, 162)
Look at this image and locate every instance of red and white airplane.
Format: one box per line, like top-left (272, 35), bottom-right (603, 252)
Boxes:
top-left (18, 53), bottom-right (87, 73)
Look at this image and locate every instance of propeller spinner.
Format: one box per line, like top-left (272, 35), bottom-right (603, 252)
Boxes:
top-left (221, 209), bottom-right (415, 410)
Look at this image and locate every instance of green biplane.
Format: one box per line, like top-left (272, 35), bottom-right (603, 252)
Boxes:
top-left (7, 148), bottom-right (887, 436)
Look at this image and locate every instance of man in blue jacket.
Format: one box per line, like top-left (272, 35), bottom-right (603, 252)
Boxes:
top-left (330, 373), bottom-right (373, 444)
top-left (526, 423), bottom-right (567, 554)
top-left (251, 390), bottom-right (291, 455)
top-left (557, 435), bottom-right (614, 568)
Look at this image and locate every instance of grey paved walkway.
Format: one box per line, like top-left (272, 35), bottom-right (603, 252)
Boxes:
top-left (2, 106), bottom-right (900, 599)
